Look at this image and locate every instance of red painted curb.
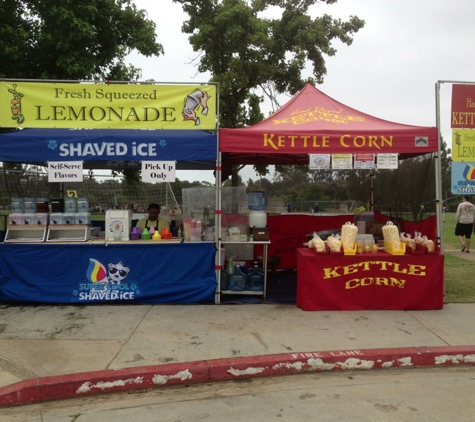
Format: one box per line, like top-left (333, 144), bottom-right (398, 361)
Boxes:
top-left (208, 345), bottom-right (475, 381)
top-left (0, 361), bottom-right (209, 407)
top-left (1, 345), bottom-right (475, 407)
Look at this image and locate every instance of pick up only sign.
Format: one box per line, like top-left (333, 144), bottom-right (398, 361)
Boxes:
top-left (48, 161), bottom-right (83, 182)
top-left (142, 161), bottom-right (176, 183)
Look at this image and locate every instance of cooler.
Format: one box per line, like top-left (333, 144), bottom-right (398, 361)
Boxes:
top-left (105, 209), bottom-right (133, 241)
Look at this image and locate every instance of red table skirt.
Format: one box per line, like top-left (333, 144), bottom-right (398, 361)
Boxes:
top-left (296, 248), bottom-right (444, 311)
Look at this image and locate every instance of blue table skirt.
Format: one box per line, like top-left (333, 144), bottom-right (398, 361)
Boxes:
top-left (0, 242), bottom-right (217, 304)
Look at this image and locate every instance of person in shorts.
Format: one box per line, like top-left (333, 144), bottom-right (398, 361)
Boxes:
top-left (455, 196), bottom-right (475, 253)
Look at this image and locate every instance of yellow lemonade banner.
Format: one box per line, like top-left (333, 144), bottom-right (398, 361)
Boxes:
top-left (452, 129), bottom-right (475, 162)
top-left (0, 82), bottom-right (217, 130)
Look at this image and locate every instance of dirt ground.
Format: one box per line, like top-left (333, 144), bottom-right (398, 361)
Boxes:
top-left (444, 246), bottom-right (475, 261)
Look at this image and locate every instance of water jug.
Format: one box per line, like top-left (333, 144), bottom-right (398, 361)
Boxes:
top-left (246, 262), bottom-right (264, 291)
top-left (248, 191), bottom-right (268, 211)
top-left (220, 268), bottom-right (228, 291)
top-left (64, 197), bottom-right (78, 213)
top-left (249, 210), bottom-right (267, 228)
top-left (10, 198), bottom-right (24, 213)
top-left (228, 264), bottom-right (246, 291)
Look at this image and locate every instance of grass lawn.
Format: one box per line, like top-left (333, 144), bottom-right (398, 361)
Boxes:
top-left (442, 213), bottom-right (475, 303)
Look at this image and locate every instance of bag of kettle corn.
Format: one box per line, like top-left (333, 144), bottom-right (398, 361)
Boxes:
top-left (340, 222), bottom-right (358, 250)
top-left (382, 222), bottom-right (400, 249)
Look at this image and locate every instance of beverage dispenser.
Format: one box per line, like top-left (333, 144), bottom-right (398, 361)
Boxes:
top-left (248, 191), bottom-right (268, 228)
top-left (105, 209), bottom-right (132, 241)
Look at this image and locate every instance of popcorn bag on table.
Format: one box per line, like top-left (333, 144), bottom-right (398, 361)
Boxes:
top-left (340, 222), bottom-right (358, 250)
top-left (327, 235), bottom-right (342, 253)
top-left (417, 235), bottom-right (435, 252)
top-left (307, 232), bottom-right (326, 252)
top-left (382, 221), bottom-right (401, 249)
top-left (399, 232), bottom-right (416, 249)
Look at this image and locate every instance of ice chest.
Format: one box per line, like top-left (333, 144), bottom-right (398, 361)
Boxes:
top-left (76, 212), bottom-right (91, 224)
top-left (35, 213), bottom-right (49, 226)
top-left (8, 213), bottom-right (23, 226)
top-left (105, 209), bottom-right (132, 241)
top-left (22, 213), bottom-right (37, 225)
top-left (251, 227), bottom-right (269, 241)
top-left (50, 213), bottom-right (64, 225)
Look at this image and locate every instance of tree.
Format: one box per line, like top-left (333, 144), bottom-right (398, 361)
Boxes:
top-left (439, 137), bottom-right (452, 204)
top-left (0, 0), bottom-right (163, 80)
top-left (174, 0), bottom-right (364, 182)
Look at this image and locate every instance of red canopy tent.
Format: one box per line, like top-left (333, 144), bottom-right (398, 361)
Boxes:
top-left (219, 83), bottom-right (438, 165)
top-left (218, 84), bottom-right (441, 270)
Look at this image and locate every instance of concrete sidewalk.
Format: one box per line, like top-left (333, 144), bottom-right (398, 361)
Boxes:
top-left (0, 303), bottom-right (475, 406)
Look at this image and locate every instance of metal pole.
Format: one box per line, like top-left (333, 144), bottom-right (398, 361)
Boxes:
top-left (434, 82), bottom-right (443, 251)
top-left (215, 84), bottom-right (222, 304)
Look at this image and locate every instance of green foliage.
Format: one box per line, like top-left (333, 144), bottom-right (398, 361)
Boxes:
top-left (439, 137), bottom-right (452, 202)
top-left (0, 0), bottom-right (164, 80)
top-left (174, 0), bottom-right (364, 186)
top-left (173, 0), bottom-right (364, 129)
top-left (301, 184), bottom-right (324, 201)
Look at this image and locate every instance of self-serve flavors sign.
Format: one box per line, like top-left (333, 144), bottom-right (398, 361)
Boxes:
top-left (0, 82), bottom-right (217, 130)
top-left (48, 161), bottom-right (83, 182)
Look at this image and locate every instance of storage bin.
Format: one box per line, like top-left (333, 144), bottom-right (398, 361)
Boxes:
top-left (22, 213), bottom-right (37, 225)
top-left (63, 213), bottom-right (76, 225)
top-left (35, 213), bottom-right (49, 225)
top-left (8, 213), bottom-right (23, 225)
top-left (50, 213), bottom-right (64, 225)
top-left (75, 212), bottom-right (91, 224)
top-left (250, 227), bottom-right (269, 241)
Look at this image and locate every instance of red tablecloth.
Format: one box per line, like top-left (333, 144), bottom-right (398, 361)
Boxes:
top-left (266, 214), bottom-right (352, 268)
top-left (296, 248), bottom-right (444, 311)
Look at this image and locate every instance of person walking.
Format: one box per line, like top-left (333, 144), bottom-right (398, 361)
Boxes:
top-left (455, 196), bottom-right (475, 253)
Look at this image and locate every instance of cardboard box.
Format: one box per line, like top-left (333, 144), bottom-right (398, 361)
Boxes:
top-left (367, 222), bottom-right (385, 237)
top-left (251, 227), bottom-right (269, 241)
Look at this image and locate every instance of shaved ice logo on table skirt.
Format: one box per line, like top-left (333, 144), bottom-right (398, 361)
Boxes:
top-left (87, 258), bottom-right (107, 283)
top-left (78, 258), bottom-right (138, 301)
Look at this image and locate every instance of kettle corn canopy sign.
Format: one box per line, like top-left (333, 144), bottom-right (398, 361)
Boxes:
top-left (0, 82), bottom-right (217, 130)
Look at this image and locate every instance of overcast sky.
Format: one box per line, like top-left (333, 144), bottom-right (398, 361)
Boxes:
top-left (127, 0), bottom-right (475, 182)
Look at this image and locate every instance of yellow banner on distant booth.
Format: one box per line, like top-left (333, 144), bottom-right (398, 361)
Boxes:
top-left (452, 129), bottom-right (475, 162)
top-left (0, 82), bottom-right (217, 130)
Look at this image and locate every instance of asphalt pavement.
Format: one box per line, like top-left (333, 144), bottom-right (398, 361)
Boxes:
top-left (0, 298), bottom-right (475, 407)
